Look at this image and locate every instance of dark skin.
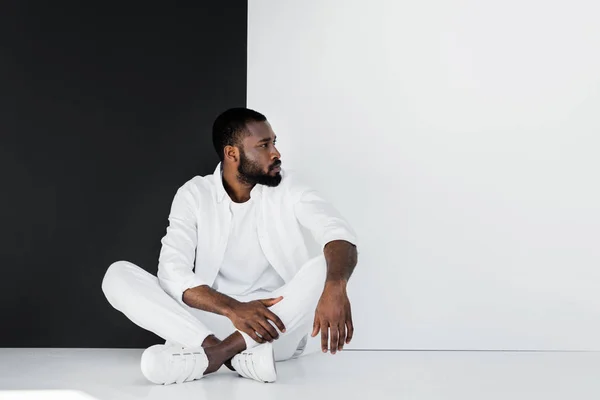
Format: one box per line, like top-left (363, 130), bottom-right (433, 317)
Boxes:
top-left (314, 240), bottom-right (357, 354)
top-left (183, 120), bottom-right (358, 375)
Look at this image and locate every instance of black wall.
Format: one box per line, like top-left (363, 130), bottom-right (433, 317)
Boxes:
top-left (0, 2), bottom-right (248, 347)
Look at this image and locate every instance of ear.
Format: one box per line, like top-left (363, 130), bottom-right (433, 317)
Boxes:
top-left (224, 145), bottom-right (239, 163)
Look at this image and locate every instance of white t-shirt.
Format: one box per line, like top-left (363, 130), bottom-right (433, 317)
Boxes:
top-left (212, 194), bottom-right (285, 296)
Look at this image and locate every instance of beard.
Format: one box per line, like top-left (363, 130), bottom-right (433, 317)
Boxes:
top-left (237, 149), bottom-right (282, 187)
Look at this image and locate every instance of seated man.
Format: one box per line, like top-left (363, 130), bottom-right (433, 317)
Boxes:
top-left (101, 108), bottom-right (359, 384)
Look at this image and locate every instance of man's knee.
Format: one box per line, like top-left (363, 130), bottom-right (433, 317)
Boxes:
top-left (273, 256), bottom-right (327, 312)
top-left (101, 260), bottom-right (136, 306)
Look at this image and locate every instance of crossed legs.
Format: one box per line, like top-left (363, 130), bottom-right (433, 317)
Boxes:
top-left (101, 255), bottom-right (326, 374)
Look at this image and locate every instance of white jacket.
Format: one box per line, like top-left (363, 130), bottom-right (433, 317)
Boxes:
top-left (157, 162), bottom-right (359, 304)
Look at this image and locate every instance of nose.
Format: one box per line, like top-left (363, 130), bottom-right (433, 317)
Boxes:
top-left (271, 147), bottom-right (281, 160)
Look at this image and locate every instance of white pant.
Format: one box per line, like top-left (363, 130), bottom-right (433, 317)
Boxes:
top-left (101, 255), bottom-right (326, 362)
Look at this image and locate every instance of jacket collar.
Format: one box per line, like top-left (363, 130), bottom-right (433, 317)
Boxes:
top-left (213, 162), bottom-right (264, 203)
top-left (213, 162), bottom-right (228, 203)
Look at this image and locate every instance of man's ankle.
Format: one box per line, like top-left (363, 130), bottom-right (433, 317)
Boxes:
top-left (203, 346), bottom-right (225, 375)
top-left (224, 358), bottom-right (235, 371)
top-left (202, 334), bottom-right (222, 348)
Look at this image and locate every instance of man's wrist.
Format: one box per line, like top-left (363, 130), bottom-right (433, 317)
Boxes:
top-left (222, 298), bottom-right (241, 319)
top-left (324, 279), bottom-right (348, 291)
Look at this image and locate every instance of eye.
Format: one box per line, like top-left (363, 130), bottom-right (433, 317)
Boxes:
top-left (260, 140), bottom-right (277, 149)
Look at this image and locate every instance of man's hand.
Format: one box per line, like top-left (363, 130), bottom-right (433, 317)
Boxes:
top-left (311, 281), bottom-right (353, 354)
top-left (227, 296), bottom-right (287, 344)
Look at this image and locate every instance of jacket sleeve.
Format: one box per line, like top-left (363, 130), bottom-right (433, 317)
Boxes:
top-left (290, 175), bottom-right (359, 252)
top-left (157, 182), bottom-right (208, 305)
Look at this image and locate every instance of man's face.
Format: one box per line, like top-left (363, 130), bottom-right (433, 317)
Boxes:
top-left (236, 120), bottom-right (282, 187)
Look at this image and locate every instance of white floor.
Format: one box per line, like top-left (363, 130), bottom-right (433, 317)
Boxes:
top-left (1, 348), bottom-right (599, 399)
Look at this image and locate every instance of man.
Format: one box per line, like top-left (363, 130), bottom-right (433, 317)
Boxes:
top-left (101, 108), bottom-right (359, 384)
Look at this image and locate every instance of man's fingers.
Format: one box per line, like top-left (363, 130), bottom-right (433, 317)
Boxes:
top-left (310, 315), bottom-right (321, 337)
top-left (250, 323), bottom-right (270, 343)
top-left (321, 322), bottom-right (329, 353)
top-left (259, 296), bottom-right (283, 307)
top-left (264, 309), bottom-right (286, 333)
top-left (254, 322), bottom-right (275, 342)
top-left (258, 319), bottom-right (278, 341)
top-left (346, 318), bottom-right (354, 344)
top-left (311, 314), bottom-right (319, 337)
top-left (246, 325), bottom-right (265, 343)
top-left (338, 322), bottom-right (346, 351)
top-left (329, 325), bottom-right (339, 355)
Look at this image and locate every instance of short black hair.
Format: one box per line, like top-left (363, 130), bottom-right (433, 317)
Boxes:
top-left (212, 108), bottom-right (267, 162)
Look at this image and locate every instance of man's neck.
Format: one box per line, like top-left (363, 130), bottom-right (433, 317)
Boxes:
top-left (222, 165), bottom-right (255, 203)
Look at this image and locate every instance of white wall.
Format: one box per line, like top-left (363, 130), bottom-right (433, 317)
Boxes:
top-left (248, 0), bottom-right (600, 350)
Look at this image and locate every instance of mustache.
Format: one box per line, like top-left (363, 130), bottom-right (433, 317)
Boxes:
top-left (270, 161), bottom-right (282, 169)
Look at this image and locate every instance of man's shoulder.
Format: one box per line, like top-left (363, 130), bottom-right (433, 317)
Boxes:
top-left (176, 172), bottom-right (217, 199)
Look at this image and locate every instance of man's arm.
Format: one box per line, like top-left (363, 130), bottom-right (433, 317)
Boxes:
top-left (290, 176), bottom-right (360, 355)
top-left (183, 285), bottom-right (287, 344)
top-left (323, 239), bottom-right (358, 283)
top-left (156, 182), bottom-right (210, 305)
top-left (182, 285), bottom-right (238, 317)
top-left (311, 239), bottom-right (358, 354)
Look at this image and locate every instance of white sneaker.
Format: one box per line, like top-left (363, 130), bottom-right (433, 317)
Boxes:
top-left (140, 344), bottom-right (209, 385)
top-left (231, 342), bottom-right (277, 383)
